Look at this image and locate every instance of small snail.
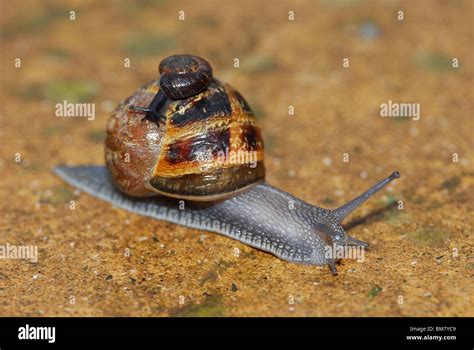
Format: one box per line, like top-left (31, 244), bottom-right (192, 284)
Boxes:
top-left (54, 54), bottom-right (400, 274)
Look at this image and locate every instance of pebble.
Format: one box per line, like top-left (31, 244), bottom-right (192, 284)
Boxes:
top-left (100, 100), bottom-right (115, 112)
top-left (272, 157), bottom-right (282, 166)
top-left (30, 180), bottom-right (40, 189)
top-left (359, 21), bottom-right (380, 40)
top-left (231, 282), bottom-right (238, 292)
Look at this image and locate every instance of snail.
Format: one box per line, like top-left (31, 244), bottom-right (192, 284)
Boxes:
top-left (54, 54), bottom-right (400, 274)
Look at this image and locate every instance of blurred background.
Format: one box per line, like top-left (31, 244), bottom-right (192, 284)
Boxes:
top-left (0, 0), bottom-right (472, 316)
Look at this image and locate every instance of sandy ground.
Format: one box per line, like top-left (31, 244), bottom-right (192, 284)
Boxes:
top-left (0, 0), bottom-right (473, 316)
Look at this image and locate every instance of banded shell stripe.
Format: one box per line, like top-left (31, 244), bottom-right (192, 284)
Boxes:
top-left (169, 80), bottom-right (232, 127)
top-left (151, 78), bottom-right (264, 189)
top-left (165, 127), bottom-right (231, 165)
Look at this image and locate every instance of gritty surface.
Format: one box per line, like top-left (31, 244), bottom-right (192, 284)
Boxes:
top-left (0, 0), bottom-right (473, 316)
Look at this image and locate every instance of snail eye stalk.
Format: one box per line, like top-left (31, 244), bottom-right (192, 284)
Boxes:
top-left (332, 171), bottom-right (400, 222)
top-left (129, 90), bottom-right (170, 125)
top-left (129, 105), bottom-right (152, 113)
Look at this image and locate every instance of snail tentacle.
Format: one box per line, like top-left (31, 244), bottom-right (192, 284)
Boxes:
top-left (331, 171), bottom-right (400, 222)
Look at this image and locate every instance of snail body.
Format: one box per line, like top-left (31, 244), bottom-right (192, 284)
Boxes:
top-left (55, 54), bottom-right (400, 274)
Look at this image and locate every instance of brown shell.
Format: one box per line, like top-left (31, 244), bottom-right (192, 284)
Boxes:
top-left (105, 82), bottom-right (163, 197)
top-left (105, 79), bottom-right (265, 200)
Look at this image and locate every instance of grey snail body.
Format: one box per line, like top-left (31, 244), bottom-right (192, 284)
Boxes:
top-left (54, 165), bottom-right (399, 275)
top-left (54, 55), bottom-right (400, 274)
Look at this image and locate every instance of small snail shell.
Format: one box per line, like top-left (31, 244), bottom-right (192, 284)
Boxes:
top-left (159, 54), bottom-right (213, 100)
top-left (105, 55), bottom-right (264, 200)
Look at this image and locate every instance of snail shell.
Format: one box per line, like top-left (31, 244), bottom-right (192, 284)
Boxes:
top-left (159, 54), bottom-right (213, 100)
top-left (105, 55), bottom-right (265, 200)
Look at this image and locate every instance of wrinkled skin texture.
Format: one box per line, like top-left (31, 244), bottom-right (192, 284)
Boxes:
top-left (54, 165), bottom-right (386, 274)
